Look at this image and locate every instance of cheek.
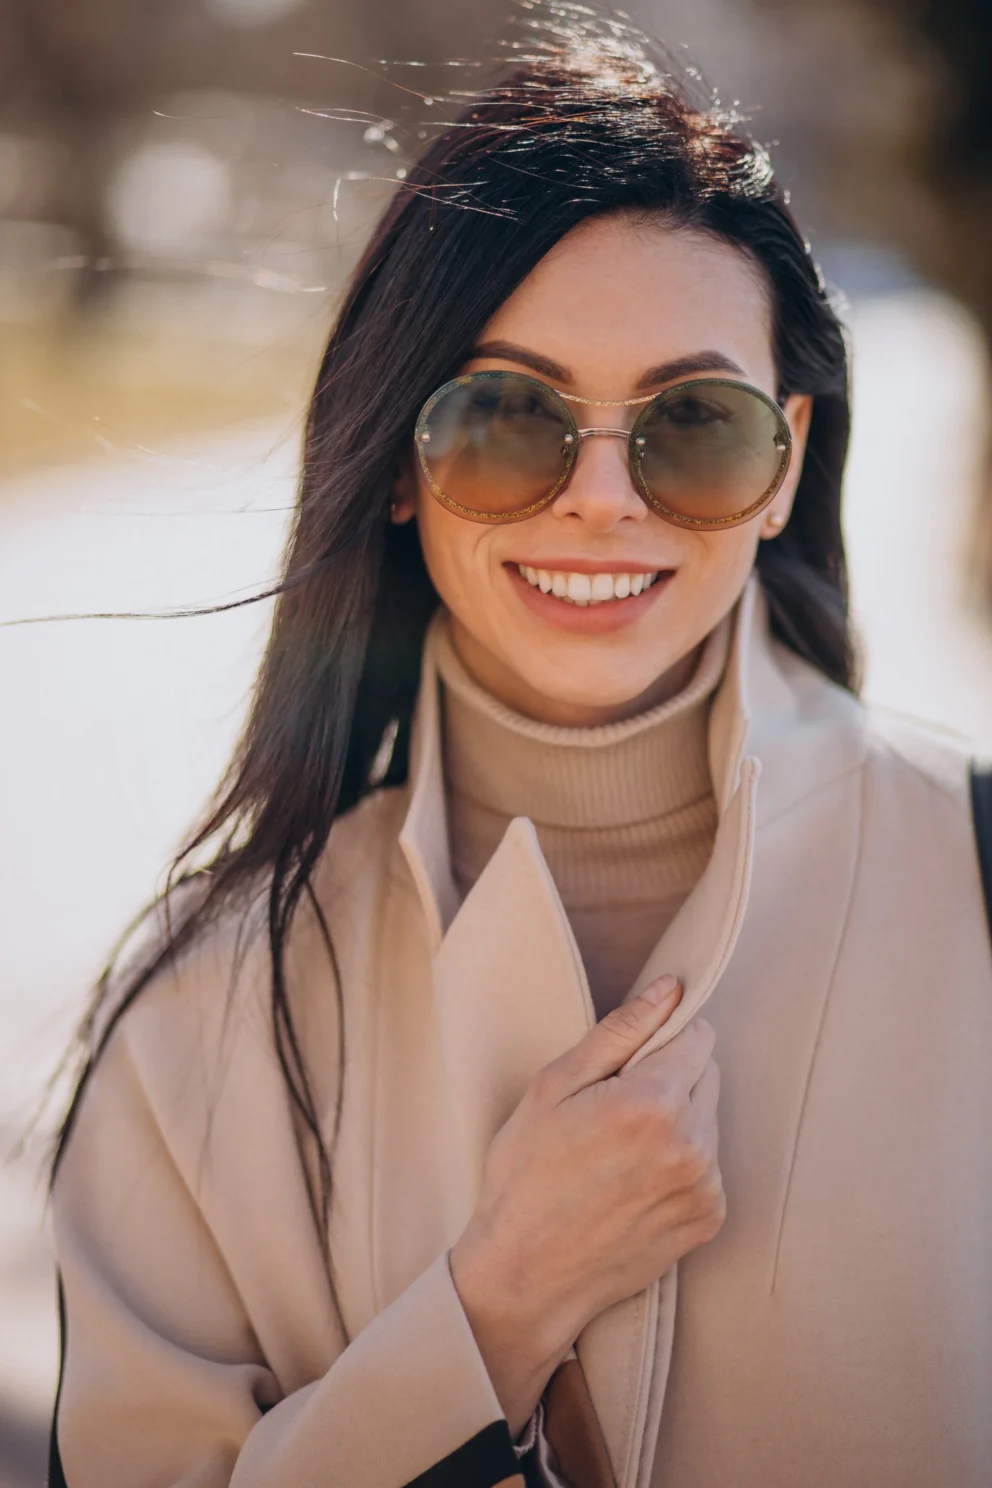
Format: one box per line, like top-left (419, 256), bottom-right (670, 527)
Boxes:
top-left (677, 525), bottom-right (761, 623)
top-left (413, 485), bottom-right (492, 612)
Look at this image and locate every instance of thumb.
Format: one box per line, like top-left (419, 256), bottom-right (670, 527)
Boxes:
top-left (542, 976), bottom-right (683, 1100)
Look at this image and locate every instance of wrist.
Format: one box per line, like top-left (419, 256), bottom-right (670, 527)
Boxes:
top-left (451, 1221), bottom-right (581, 1357)
top-left (449, 1230), bottom-right (578, 1433)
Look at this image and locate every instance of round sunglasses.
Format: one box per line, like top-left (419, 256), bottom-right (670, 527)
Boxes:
top-left (414, 370), bottom-right (792, 530)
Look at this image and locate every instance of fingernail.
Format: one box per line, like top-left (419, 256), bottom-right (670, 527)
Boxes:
top-left (642, 974), bottom-right (679, 1006)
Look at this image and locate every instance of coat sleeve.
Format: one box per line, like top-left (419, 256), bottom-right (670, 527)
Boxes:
top-left (51, 1021), bottom-right (524, 1488)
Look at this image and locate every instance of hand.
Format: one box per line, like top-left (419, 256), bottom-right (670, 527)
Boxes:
top-left (449, 975), bottom-right (724, 1433)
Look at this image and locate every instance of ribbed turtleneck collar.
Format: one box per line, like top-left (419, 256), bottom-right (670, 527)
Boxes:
top-left (435, 617), bottom-right (730, 833)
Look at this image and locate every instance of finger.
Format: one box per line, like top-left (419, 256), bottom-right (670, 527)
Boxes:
top-left (624, 1017), bottom-right (715, 1107)
top-left (540, 976), bottom-right (683, 1099)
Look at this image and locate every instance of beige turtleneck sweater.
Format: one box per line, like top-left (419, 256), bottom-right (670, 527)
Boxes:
top-left (435, 619), bottom-right (730, 1018)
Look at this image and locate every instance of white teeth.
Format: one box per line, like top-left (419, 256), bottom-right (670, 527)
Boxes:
top-left (517, 565), bottom-right (660, 604)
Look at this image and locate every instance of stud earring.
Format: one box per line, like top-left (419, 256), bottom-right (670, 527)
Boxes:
top-left (764, 512), bottom-right (785, 534)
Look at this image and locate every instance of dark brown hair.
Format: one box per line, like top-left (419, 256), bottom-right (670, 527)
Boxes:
top-left (54, 7), bottom-right (854, 1220)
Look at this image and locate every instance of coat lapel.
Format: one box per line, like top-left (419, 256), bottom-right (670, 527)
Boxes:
top-left (430, 815), bottom-right (594, 1237)
top-left (399, 625), bottom-right (594, 1239)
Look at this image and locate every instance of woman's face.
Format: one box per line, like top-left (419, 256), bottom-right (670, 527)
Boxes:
top-left (395, 213), bottom-right (812, 726)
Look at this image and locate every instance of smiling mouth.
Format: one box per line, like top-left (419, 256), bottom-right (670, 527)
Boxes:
top-left (515, 563), bottom-right (662, 606)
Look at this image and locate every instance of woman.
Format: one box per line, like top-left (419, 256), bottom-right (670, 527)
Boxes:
top-left (50, 13), bottom-right (992, 1488)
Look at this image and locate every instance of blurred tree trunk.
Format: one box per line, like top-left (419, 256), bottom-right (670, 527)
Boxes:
top-left (911, 0), bottom-right (992, 606)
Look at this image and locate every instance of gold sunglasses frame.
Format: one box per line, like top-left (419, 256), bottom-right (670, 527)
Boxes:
top-left (414, 370), bottom-right (793, 530)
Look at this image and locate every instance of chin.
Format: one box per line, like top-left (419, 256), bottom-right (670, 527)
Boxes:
top-left (521, 663), bottom-right (656, 715)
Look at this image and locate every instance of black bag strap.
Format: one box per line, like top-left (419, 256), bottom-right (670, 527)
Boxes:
top-left (970, 762), bottom-right (992, 946)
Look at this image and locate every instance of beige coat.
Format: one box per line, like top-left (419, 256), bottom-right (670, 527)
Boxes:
top-left (53, 580), bottom-right (992, 1488)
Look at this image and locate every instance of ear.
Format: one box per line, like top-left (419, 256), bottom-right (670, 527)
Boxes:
top-left (390, 447), bottom-right (418, 525)
top-left (759, 393), bottom-right (813, 541)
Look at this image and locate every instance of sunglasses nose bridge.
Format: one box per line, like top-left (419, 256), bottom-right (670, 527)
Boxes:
top-left (571, 425), bottom-right (631, 443)
top-left (562, 425), bottom-right (639, 488)
top-left (563, 426), bottom-right (643, 492)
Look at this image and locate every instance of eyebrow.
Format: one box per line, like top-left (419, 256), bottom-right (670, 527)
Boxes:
top-left (468, 339), bottom-right (747, 389)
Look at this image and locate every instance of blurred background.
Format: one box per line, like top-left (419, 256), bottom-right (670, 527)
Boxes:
top-left (1, 0), bottom-right (991, 1482)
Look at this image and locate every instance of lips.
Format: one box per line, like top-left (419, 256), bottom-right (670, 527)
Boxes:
top-left (505, 560), bottom-right (673, 634)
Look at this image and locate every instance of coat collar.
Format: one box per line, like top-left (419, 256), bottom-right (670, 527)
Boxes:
top-left (399, 573), bottom-right (853, 951)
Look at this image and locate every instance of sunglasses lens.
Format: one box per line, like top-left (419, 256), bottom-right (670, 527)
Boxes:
top-left (418, 374), bottom-right (572, 517)
top-left (634, 382), bottom-right (789, 523)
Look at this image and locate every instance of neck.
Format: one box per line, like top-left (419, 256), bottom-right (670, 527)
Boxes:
top-left (448, 619), bottom-right (703, 728)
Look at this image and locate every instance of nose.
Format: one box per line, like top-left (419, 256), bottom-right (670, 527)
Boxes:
top-left (551, 426), bottom-right (648, 531)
